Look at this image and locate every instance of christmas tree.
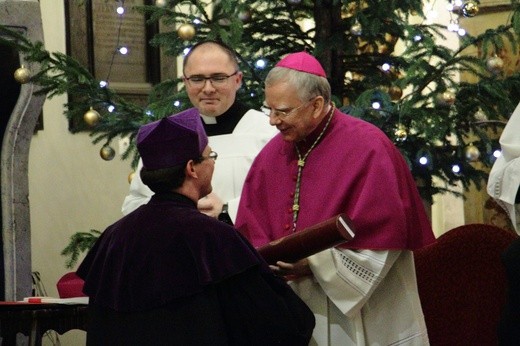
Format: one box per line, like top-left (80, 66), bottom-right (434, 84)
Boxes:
top-left (1, 0), bottom-right (520, 205)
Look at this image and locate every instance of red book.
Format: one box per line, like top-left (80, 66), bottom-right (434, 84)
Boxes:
top-left (257, 214), bottom-right (355, 265)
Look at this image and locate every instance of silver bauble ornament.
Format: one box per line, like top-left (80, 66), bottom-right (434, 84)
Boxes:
top-left (436, 91), bottom-right (456, 107)
top-left (238, 9), bottom-right (252, 23)
top-left (14, 66), bottom-right (31, 84)
top-left (350, 21), bottom-right (362, 36)
top-left (486, 55), bottom-right (504, 74)
top-left (83, 108), bottom-right (101, 127)
top-left (177, 23), bottom-right (196, 41)
top-left (100, 145), bottom-right (116, 161)
top-left (464, 144), bottom-right (480, 162)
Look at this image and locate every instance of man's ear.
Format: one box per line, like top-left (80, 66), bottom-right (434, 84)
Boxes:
top-left (185, 160), bottom-right (198, 179)
top-left (312, 96), bottom-right (325, 118)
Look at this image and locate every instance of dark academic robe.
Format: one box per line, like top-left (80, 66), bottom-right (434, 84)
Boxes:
top-left (77, 193), bottom-right (314, 346)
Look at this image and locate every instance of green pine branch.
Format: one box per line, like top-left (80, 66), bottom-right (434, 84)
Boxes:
top-left (61, 229), bottom-right (102, 269)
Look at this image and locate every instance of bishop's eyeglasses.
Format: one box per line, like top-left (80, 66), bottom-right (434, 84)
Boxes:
top-left (261, 98), bottom-right (315, 119)
top-left (184, 71), bottom-right (239, 87)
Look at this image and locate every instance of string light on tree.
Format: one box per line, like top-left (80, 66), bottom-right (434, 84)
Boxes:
top-left (14, 65), bottom-right (31, 84)
top-left (447, 19), bottom-right (460, 32)
top-left (452, 164), bottom-right (461, 174)
top-left (419, 156), bottom-right (429, 165)
top-left (255, 59), bottom-right (267, 69)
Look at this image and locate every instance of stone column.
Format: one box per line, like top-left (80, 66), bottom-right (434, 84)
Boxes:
top-left (0, 0), bottom-right (46, 301)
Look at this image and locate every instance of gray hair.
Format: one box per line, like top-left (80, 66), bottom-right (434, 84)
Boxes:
top-left (264, 67), bottom-right (331, 104)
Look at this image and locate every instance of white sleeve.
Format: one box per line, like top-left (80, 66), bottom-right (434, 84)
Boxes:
top-left (233, 109), bottom-right (277, 135)
top-left (487, 157), bottom-right (520, 233)
top-left (308, 248), bottom-right (401, 317)
top-left (210, 109), bottom-right (277, 219)
top-left (487, 102), bottom-right (520, 233)
top-left (121, 159), bottom-right (154, 215)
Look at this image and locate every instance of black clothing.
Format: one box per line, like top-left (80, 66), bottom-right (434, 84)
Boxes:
top-left (77, 192), bottom-right (314, 345)
top-left (499, 237), bottom-right (520, 345)
top-left (201, 101), bottom-right (250, 136)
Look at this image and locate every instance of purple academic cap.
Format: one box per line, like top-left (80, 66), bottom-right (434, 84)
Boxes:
top-left (275, 51), bottom-right (327, 77)
top-left (137, 108), bottom-right (208, 170)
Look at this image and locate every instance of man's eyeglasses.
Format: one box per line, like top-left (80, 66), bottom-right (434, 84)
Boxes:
top-left (200, 151), bottom-right (218, 161)
top-left (184, 71), bottom-right (239, 87)
top-left (261, 99), bottom-right (314, 119)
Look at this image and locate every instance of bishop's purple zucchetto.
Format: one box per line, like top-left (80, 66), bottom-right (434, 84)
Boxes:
top-left (275, 51), bottom-right (327, 78)
top-left (137, 108), bottom-right (208, 170)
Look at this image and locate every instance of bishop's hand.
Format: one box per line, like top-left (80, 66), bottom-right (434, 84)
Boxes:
top-left (269, 258), bottom-right (312, 281)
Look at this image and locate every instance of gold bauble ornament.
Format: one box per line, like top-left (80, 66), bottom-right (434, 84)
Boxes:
top-left (100, 145), bottom-right (116, 161)
top-left (177, 23), bottom-right (196, 41)
top-left (486, 55), bottom-right (504, 74)
top-left (83, 108), bottom-right (101, 127)
top-left (128, 171), bottom-right (135, 184)
top-left (462, 1), bottom-right (479, 17)
top-left (464, 144), bottom-right (480, 162)
top-left (436, 91), bottom-right (456, 107)
top-left (388, 85), bottom-right (403, 100)
top-left (395, 125), bottom-right (408, 142)
top-left (14, 66), bottom-right (31, 84)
